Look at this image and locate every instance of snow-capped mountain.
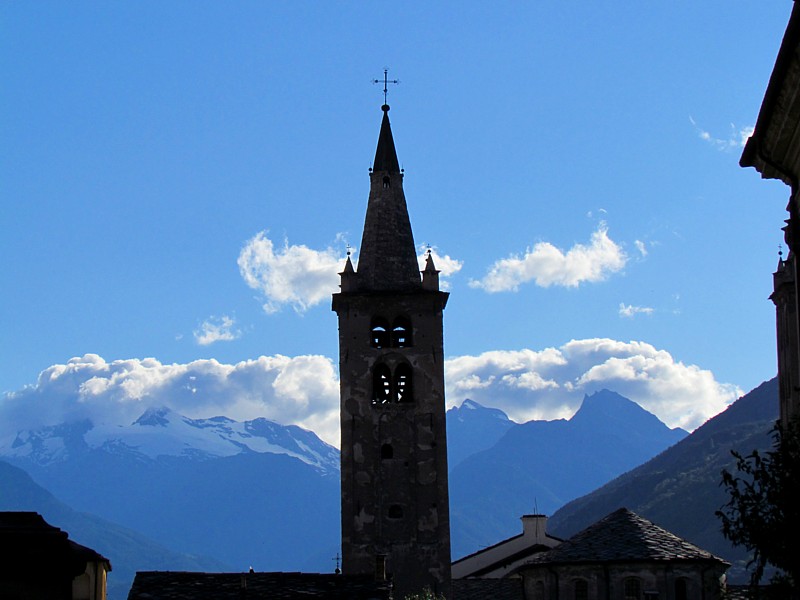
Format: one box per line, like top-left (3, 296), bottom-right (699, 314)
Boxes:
top-left (4, 406), bottom-right (338, 473)
top-left (1, 407), bottom-right (343, 577)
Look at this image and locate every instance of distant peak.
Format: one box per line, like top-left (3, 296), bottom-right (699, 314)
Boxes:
top-left (133, 406), bottom-right (173, 427)
top-left (450, 399), bottom-right (514, 423)
top-left (571, 389), bottom-right (670, 429)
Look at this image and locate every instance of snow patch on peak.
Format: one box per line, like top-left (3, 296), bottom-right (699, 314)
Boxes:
top-left (462, 399), bottom-right (481, 410)
top-left (4, 419), bottom-right (94, 465)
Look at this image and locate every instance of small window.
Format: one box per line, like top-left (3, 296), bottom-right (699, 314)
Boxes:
top-left (391, 317), bottom-right (412, 347)
top-left (388, 504), bottom-right (403, 519)
top-left (381, 444), bottom-right (393, 459)
top-left (674, 578), bottom-right (687, 600)
top-left (534, 581), bottom-right (545, 600)
top-left (383, 176), bottom-right (391, 188)
top-left (372, 364), bottom-right (392, 405)
top-left (394, 364), bottom-right (413, 403)
top-left (371, 317), bottom-right (390, 348)
top-left (574, 579), bottom-right (588, 600)
top-left (624, 577), bottom-right (642, 600)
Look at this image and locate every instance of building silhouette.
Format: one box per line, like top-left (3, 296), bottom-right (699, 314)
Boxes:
top-left (332, 102), bottom-right (452, 598)
top-left (741, 1), bottom-right (800, 428)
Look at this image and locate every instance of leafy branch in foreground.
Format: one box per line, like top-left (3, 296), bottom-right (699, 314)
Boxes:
top-left (716, 416), bottom-right (800, 593)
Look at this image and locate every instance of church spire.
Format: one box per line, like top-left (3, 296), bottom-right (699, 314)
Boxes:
top-left (372, 106), bottom-right (401, 173)
top-left (355, 106), bottom-right (420, 291)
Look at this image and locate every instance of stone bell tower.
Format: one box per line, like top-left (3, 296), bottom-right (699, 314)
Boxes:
top-left (331, 104), bottom-right (451, 598)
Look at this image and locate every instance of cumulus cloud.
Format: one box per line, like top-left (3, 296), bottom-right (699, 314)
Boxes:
top-left (689, 116), bottom-right (754, 151)
top-left (445, 338), bottom-right (741, 431)
top-left (469, 223), bottom-right (627, 292)
top-left (238, 232), bottom-right (345, 314)
top-left (417, 246), bottom-right (463, 290)
top-left (618, 303), bottom-right (654, 318)
top-left (1, 340), bottom-right (740, 450)
top-left (0, 354), bottom-right (341, 447)
top-left (194, 315), bottom-right (241, 346)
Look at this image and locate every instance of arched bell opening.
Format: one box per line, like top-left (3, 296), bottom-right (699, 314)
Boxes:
top-left (372, 364), bottom-right (393, 405)
top-left (370, 317), bottom-right (390, 349)
top-left (391, 316), bottom-right (412, 348)
top-left (394, 363), bottom-right (414, 403)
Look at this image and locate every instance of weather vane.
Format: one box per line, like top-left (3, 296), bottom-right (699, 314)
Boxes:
top-left (372, 68), bottom-right (399, 105)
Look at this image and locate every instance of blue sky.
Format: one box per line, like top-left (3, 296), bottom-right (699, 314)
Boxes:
top-left (0, 2), bottom-right (793, 445)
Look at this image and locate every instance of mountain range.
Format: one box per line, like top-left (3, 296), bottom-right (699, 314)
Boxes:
top-left (447, 389), bottom-right (688, 558)
top-left (0, 460), bottom-right (227, 600)
top-left (1, 384), bottom-right (773, 598)
top-left (546, 377), bottom-right (779, 583)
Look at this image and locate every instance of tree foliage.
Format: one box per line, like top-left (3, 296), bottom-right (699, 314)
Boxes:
top-left (402, 587), bottom-right (447, 600)
top-left (717, 416), bottom-right (800, 593)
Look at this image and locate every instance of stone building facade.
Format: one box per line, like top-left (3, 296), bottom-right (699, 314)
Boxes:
top-left (332, 104), bottom-right (452, 598)
top-left (741, 1), bottom-right (800, 428)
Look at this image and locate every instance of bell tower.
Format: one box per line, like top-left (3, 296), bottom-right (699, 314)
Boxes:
top-left (332, 104), bottom-right (451, 598)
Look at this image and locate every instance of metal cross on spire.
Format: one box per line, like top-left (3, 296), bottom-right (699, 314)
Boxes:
top-left (372, 68), bottom-right (399, 105)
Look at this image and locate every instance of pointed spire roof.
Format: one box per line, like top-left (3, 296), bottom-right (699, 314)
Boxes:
top-left (356, 106), bottom-right (420, 291)
top-left (373, 105), bottom-right (401, 173)
top-left (423, 249), bottom-right (437, 273)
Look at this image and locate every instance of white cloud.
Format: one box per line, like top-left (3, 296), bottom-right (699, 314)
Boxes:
top-left (238, 232), bottom-right (345, 314)
top-left (0, 354), bottom-right (341, 447)
top-left (689, 116), bottom-right (754, 151)
top-left (1, 339), bottom-right (741, 450)
top-left (619, 303), bottom-right (654, 318)
top-left (194, 315), bottom-right (241, 346)
top-left (634, 240), bottom-right (648, 258)
top-left (417, 246), bottom-right (463, 290)
top-left (445, 339), bottom-right (741, 431)
top-left (469, 223), bottom-right (627, 292)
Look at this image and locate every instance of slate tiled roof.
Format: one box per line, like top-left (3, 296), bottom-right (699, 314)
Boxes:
top-left (127, 571), bottom-right (392, 600)
top-left (525, 508), bottom-right (728, 566)
top-left (452, 578), bottom-right (524, 600)
top-left (355, 106), bottom-right (422, 292)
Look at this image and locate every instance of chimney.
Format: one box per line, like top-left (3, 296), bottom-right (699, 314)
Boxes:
top-left (521, 514), bottom-right (548, 542)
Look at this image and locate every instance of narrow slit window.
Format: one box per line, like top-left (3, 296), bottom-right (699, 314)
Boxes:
top-left (381, 444), bottom-right (394, 459)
